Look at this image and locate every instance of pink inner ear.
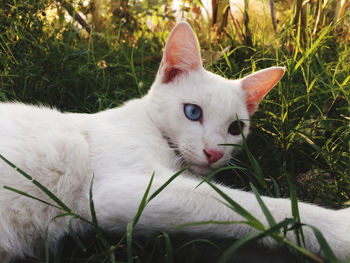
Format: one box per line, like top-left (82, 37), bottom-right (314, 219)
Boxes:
top-left (246, 102), bottom-right (257, 114)
top-left (241, 67), bottom-right (285, 116)
top-left (159, 22), bottom-right (202, 84)
top-left (163, 67), bottom-right (183, 83)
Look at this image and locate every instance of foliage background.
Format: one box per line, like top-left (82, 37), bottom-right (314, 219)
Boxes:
top-left (0, 0), bottom-right (349, 262)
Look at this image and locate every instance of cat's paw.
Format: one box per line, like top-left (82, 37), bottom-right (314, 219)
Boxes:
top-left (304, 208), bottom-right (350, 261)
top-left (332, 208), bottom-right (350, 260)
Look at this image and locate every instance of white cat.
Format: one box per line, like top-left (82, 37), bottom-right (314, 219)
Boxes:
top-left (0, 22), bottom-right (349, 262)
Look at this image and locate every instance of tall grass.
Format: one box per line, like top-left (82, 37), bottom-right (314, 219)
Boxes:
top-left (0, 0), bottom-right (349, 262)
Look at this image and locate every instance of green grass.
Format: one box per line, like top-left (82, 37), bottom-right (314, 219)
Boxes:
top-left (1, 0), bottom-right (349, 262)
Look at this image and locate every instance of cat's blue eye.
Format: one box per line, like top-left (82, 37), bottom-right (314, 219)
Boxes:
top-left (184, 104), bottom-right (202, 121)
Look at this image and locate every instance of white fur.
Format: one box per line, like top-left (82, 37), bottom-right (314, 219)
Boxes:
top-left (0, 22), bottom-right (349, 261)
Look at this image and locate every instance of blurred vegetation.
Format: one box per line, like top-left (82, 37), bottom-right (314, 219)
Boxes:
top-left (0, 0), bottom-right (349, 262)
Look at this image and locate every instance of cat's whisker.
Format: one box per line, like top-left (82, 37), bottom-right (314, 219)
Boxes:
top-left (181, 146), bottom-right (202, 163)
top-left (229, 156), bottom-right (245, 166)
top-left (227, 160), bottom-right (249, 177)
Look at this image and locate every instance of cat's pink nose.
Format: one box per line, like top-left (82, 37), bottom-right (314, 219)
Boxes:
top-left (203, 149), bottom-right (224, 164)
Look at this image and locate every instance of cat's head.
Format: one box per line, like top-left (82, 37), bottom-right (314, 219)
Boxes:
top-left (146, 22), bottom-right (284, 174)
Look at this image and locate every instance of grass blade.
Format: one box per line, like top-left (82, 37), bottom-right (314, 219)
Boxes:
top-left (175, 238), bottom-right (221, 253)
top-left (68, 217), bottom-right (87, 252)
top-left (125, 172), bottom-right (156, 263)
top-left (218, 218), bottom-right (303, 263)
top-left (307, 225), bottom-right (337, 262)
top-left (284, 169), bottom-right (304, 246)
top-left (246, 151), bottom-right (267, 188)
top-left (202, 177), bottom-right (265, 231)
top-left (195, 166), bottom-right (249, 188)
top-left (126, 169), bottom-right (187, 263)
top-left (44, 213), bottom-right (74, 263)
top-left (89, 174), bottom-right (110, 249)
top-left (0, 154), bottom-right (72, 212)
top-left (89, 174), bottom-right (98, 227)
top-left (294, 24), bottom-right (332, 71)
top-left (130, 48), bottom-right (142, 97)
top-left (126, 222), bottom-right (133, 263)
top-left (148, 167), bottom-right (188, 202)
top-left (250, 183), bottom-right (277, 227)
top-left (219, 44), bottom-right (231, 69)
top-left (218, 232), bottom-right (258, 263)
top-left (133, 172), bottom-right (155, 226)
top-left (175, 220), bottom-right (250, 229)
top-left (270, 177), bottom-right (281, 198)
top-left (257, 217), bottom-right (297, 238)
top-left (161, 232), bottom-right (174, 263)
top-left (235, 117), bottom-right (267, 189)
top-left (45, 224), bottom-right (50, 263)
top-left (3, 185), bottom-right (61, 210)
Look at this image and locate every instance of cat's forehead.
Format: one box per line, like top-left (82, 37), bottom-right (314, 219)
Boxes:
top-left (176, 70), bottom-right (247, 116)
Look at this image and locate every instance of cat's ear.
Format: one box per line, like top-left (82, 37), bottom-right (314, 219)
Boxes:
top-left (241, 67), bottom-right (285, 116)
top-left (159, 22), bottom-right (202, 84)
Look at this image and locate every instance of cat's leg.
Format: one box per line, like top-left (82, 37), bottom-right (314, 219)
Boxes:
top-left (0, 129), bottom-right (91, 260)
top-left (93, 171), bottom-right (350, 260)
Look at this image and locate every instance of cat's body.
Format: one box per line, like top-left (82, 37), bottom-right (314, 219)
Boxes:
top-left (0, 22), bottom-right (349, 262)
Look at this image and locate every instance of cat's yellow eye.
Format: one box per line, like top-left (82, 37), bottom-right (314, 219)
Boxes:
top-left (228, 121), bottom-right (244, 135)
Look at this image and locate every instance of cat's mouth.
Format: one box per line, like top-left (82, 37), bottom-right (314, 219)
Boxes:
top-left (188, 164), bottom-right (213, 174)
top-left (163, 134), bottom-right (214, 175)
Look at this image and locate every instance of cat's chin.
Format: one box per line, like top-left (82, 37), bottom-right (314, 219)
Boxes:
top-left (188, 164), bottom-right (214, 175)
